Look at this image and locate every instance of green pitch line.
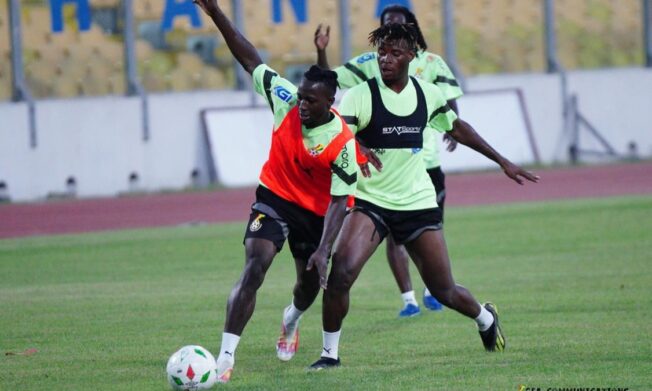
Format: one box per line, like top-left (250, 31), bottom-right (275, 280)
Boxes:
top-left (1, 195), bottom-right (650, 390)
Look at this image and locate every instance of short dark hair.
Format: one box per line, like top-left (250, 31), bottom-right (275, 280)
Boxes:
top-left (303, 65), bottom-right (338, 96)
top-left (369, 23), bottom-right (420, 54)
top-left (379, 4), bottom-right (427, 51)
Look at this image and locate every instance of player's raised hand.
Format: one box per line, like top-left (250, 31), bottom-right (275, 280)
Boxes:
top-left (193, 0), bottom-right (219, 16)
top-left (501, 160), bottom-right (540, 185)
top-left (314, 24), bottom-right (331, 51)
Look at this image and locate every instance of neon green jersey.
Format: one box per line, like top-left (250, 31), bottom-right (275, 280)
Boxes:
top-left (338, 77), bottom-right (457, 210)
top-left (334, 51), bottom-right (463, 169)
top-left (252, 64), bottom-right (357, 197)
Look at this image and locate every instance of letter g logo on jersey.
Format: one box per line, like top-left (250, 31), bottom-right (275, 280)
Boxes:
top-left (274, 86), bottom-right (293, 103)
top-left (356, 53), bottom-right (375, 64)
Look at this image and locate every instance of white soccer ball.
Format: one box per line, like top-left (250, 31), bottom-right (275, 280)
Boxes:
top-left (166, 345), bottom-right (217, 390)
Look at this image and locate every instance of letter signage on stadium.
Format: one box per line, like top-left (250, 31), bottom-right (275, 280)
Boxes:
top-left (161, 0), bottom-right (202, 31)
top-left (48, 0), bottom-right (412, 32)
top-left (50, 0), bottom-right (91, 33)
top-left (272, 0), bottom-right (307, 24)
top-left (374, 0), bottom-right (412, 17)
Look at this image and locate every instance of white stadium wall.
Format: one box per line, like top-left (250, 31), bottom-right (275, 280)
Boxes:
top-left (566, 68), bottom-right (652, 159)
top-left (0, 90), bottom-right (252, 201)
top-left (0, 104), bottom-right (32, 199)
top-left (466, 73), bottom-right (565, 162)
top-left (466, 68), bottom-right (652, 162)
top-left (203, 106), bottom-right (273, 187)
top-left (1, 68), bottom-right (651, 202)
top-left (204, 88), bottom-right (538, 187)
top-left (437, 89), bottom-right (538, 172)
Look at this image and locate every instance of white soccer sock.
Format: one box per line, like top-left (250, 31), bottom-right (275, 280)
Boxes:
top-left (283, 302), bottom-right (304, 332)
top-left (474, 304), bottom-right (495, 331)
top-left (401, 290), bottom-right (418, 306)
top-left (218, 332), bottom-right (240, 363)
top-left (321, 330), bottom-right (341, 359)
top-left (424, 288), bottom-right (432, 297)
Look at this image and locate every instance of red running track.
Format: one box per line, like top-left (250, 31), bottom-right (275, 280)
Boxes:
top-left (1, 162), bottom-right (651, 239)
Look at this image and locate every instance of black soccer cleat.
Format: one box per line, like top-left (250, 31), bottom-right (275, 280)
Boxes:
top-left (307, 356), bottom-right (341, 371)
top-left (478, 302), bottom-right (505, 352)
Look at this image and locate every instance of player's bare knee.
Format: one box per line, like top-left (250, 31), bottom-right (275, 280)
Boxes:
top-left (294, 277), bottom-right (319, 298)
top-left (240, 257), bottom-right (269, 290)
top-left (327, 267), bottom-right (356, 294)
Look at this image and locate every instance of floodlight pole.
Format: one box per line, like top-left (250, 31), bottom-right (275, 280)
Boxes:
top-left (339, 0), bottom-right (351, 65)
top-left (122, 0), bottom-right (150, 142)
top-left (543, 0), bottom-right (560, 73)
top-left (8, 0), bottom-right (37, 148)
top-left (644, 0), bottom-right (652, 67)
top-left (230, 0), bottom-right (256, 105)
top-left (232, 0), bottom-right (249, 91)
top-left (442, 0), bottom-right (465, 90)
top-left (544, 0), bottom-right (575, 163)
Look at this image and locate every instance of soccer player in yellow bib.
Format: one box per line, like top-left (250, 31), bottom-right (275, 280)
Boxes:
top-left (315, 5), bottom-right (461, 318)
top-left (308, 23), bottom-right (539, 370)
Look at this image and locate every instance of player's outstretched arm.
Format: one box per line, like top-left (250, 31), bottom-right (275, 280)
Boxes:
top-left (306, 195), bottom-right (348, 289)
top-left (443, 99), bottom-right (459, 152)
top-left (449, 119), bottom-right (540, 185)
top-left (194, 0), bottom-right (262, 74)
top-left (314, 24), bottom-right (331, 69)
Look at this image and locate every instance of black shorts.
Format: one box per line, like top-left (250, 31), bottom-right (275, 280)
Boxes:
top-left (244, 186), bottom-right (324, 260)
top-left (351, 198), bottom-right (443, 245)
top-left (427, 166), bottom-right (446, 218)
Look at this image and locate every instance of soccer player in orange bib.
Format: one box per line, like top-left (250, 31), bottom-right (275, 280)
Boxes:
top-left (193, 0), bottom-right (373, 383)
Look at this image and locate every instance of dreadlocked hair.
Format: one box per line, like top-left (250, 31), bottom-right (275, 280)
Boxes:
top-left (303, 65), bottom-right (338, 96)
top-left (369, 23), bottom-right (420, 54)
top-left (379, 4), bottom-right (427, 51)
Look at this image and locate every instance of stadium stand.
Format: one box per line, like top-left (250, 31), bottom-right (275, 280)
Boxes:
top-left (0, 0), bottom-right (11, 100)
top-left (133, 0), bottom-right (165, 20)
top-left (555, 0), bottom-right (644, 69)
top-left (10, 0), bottom-right (230, 98)
top-left (0, 50), bottom-right (11, 100)
top-left (0, 0), bottom-right (645, 100)
top-left (0, 3), bottom-right (9, 99)
top-left (450, 0), bottom-right (545, 74)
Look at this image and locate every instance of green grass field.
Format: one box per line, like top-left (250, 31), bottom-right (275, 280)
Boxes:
top-left (1, 196), bottom-right (651, 390)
